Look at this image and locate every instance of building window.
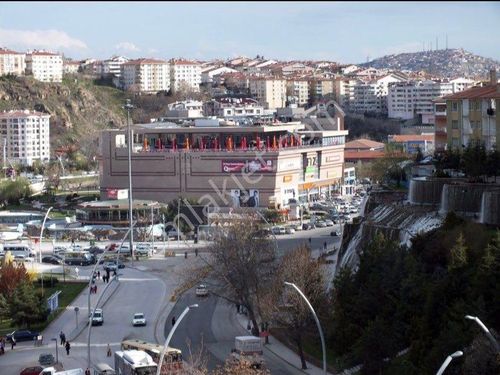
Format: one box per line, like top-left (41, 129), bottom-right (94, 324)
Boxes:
top-left (452, 102), bottom-right (458, 112)
top-left (452, 120), bottom-right (458, 129)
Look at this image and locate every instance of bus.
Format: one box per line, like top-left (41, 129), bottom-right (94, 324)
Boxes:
top-left (115, 350), bottom-right (156, 375)
top-left (1, 243), bottom-right (35, 258)
top-left (121, 339), bottom-right (183, 373)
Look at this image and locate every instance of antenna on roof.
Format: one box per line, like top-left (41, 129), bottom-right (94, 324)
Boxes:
top-left (446, 34), bottom-right (448, 50)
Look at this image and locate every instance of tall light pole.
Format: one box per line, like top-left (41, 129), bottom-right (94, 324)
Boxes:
top-left (465, 315), bottom-right (500, 352)
top-left (284, 282), bottom-right (326, 375)
top-left (39, 206), bottom-right (53, 296)
top-left (156, 304), bottom-right (198, 375)
top-left (124, 99), bottom-right (135, 265)
top-left (436, 350), bottom-right (463, 375)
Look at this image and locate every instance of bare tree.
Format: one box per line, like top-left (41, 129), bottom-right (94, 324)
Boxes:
top-left (263, 244), bottom-right (327, 370)
top-left (181, 219), bottom-right (277, 336)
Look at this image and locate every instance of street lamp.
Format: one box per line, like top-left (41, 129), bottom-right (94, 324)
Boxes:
top-left (465, 315), bottom-right (500, 352)
top-left (156, 304), bottom-right (198, 375)
top-left (123, 99), bottom-right (135, 265)
top-left (436, 350), bottom-right (463, 375)
top-left (51, 337), bottom-right (59, 364)
top-left (39, 206), bottom-right (53, 296)
top-left (284, 282), bottom-right (326, 375)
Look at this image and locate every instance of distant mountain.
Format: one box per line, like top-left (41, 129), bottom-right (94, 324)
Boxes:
top-left (359, 48), bottom-right (500, 78)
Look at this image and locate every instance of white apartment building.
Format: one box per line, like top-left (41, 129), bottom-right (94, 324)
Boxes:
top-left (249, 78), bottom-right (287, 110)
top-left (350, 74), bottom-right (405, 114)
top-left (0, 110), bottom-right (50, 166)
top-left (165, 100), bottom-right (204, 118)
top-left (63, 60), bottom-right (80, 74)
top-left (170, 59), bottom-right (202, 93)
top-left (102, 56), bottom-right (129, 78)
top-left (203, 97), bottom-right (264, 117)
top-left (201, 66), bottom-right (237, 84)
top-left (0, 48), bottom-right (26, 76)
top-left (120, 58), bottom-right (170, 93)
top-left (25, 51), bottom-right (63, 83)
top-left (334, 78), bottom-right (361, 109)
top-left (388, 80), bottom-right (472, 124)
top-left (286, 80), bottom-right (310, 106)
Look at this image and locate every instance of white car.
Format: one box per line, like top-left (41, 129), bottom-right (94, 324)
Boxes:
top-left (316, 221), bottom-right (327, 228)
top-left (132, 313), bottom-right (147, 326)
top-left (14, 254), bottom-right (33, 262)
top-left (324, 220), bottom-right (334, 227)
top-left (196, 284), bottom-right (209, 297)
top-left (285, 226), bottom-right (295, 234)
top-left (136, 244), bottom-right (152, 256)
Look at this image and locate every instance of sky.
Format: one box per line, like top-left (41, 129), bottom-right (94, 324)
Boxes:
top-left (1, 1), bottom-right (500, 63)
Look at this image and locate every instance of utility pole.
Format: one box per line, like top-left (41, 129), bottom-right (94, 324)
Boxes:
top-left (151, 205), bottom-right (155, 251)
top-left (162, 214), bottom-right (166, 256)
top-left (124, 99), bottom-right (135, 265)
top-left (177, 198), bottom-right (181, 244)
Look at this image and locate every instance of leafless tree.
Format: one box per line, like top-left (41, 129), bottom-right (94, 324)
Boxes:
top-left (262, 244), bottom-right (327, 370)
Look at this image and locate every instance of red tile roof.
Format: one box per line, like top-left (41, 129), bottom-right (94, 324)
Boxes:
top-left (345, 138), bottom-right (385, 150)
top-left (344, 150), bottom-right (386, 160)
top-left (0, 48), bottom-right (23, 55)
top-left (443, 84), bottom-right (500, 100)
top-left (171, 59), bottom-right (199, 66)
top-left (389, 134), bottom-right (434, 143)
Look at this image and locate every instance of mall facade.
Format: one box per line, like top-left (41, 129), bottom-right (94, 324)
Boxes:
top-left (99, 120), bottom-right (347, 209)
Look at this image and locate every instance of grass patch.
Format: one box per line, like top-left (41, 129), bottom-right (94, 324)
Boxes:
top-left (0, 281), bottom-right (87, 336)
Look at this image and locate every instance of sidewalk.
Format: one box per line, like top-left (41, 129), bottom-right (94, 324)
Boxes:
top-left (232, 310), bottom-right (335, 375)
top-left (42, 275), bottom-right (121, 344)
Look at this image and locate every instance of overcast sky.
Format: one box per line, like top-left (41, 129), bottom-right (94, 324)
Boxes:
top-left (1, 1), bottom-right (499, 63)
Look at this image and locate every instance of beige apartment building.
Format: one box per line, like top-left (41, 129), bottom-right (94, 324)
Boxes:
top-left (444, 71), bottom-right (499, 151)
top-left (120, 58), bottom-right (170, 93)
top-left (286, 79), bottom-right (310, 106)
top-left (25, 51), bottom-right (63, 82)
top-left (249, 78), bottom-right (287, 109)
top-left (309, 78), bottom-right (334, 101)
top-left (99, 121), bottom-right (347, 208)
top-left (170, 59), bottom-right (202, 93)
top-left (0, 48), bottom-right (26, 76)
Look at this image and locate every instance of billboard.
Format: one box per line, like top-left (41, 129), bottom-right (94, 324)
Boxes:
top-left (222, 160), bottom-right (273, 173)
top-left (107, 189), bottom-right (128, 200)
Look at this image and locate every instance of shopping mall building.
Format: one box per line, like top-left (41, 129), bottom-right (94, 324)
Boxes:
top-left (99, 119), bottom-right (348, 209)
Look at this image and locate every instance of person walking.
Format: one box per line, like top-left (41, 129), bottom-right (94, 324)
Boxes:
top-left (94, 284), bottom-right (98, 294)
top-left (172, 316), bottom-right (176, 327)
top-left (85, 368), bottom-right (91, 375)
top-left (59, 331), bottom-right (66, 346)
top-left (11, 337), bottom-right (16, 350)
top-left (323, 241), bottom-right (327, 251)
top-left (97, 270), bottom-right (101, 280)
top-left (65, 341), bottom-right (71, 355)
top-left (107, 343), bottom-right (112, 357)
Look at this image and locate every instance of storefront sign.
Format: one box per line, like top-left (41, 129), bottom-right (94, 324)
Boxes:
top-left (283, 175), bottom-right (293, 183)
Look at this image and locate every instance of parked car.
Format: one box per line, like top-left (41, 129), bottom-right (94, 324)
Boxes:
top-left (6, 329), bottom-right (39, 342)
top-left (302, 223), bottom-right (314, 230)
top-left (195, 284), bottom-right (209, 297)
top-left (103, 261), bottom-right (118, 272)
top-left (271, 226), bottom-right (286, 235)
top-left (20, 366), bottom-right (44, 375)
top-left (136, 244), bottom-right (152, 256)
top-left (331, 231), bottom-right (342, 237)
top-left (324, 220), bottom-right (334, 227)
top-left (87, 246), bottom-right (105, 255)
top-left (117, 245), bottom-right (131, 255)
top-left (316, 221), bottom-right (327, 228)
top-left (285, 226), bottom-right (295, 234)
top-left (132, 313), bottom-right (147, 327)
top-left (14, 254), bottom-right (33, 263)
top-left (292, 224), bottom-right (302, 231)
top-left (42, 256), bottom-right (63, 265)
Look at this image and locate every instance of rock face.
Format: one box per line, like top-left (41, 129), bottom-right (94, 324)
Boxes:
top-left (359, 48), bottom-right (500, 78)
top-left (0, 75), bottom-right (127, 156)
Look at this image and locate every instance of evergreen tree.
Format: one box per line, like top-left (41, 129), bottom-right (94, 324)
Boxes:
top-left (448, 232), bottom-right (468, 271)
top-left (8, 281), bottom-right (49, 328)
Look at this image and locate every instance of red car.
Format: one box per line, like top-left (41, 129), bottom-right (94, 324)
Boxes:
top-left (20, 366), bottom-right (43, 375)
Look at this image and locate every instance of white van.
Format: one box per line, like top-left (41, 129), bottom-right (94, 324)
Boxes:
top-left (2, 243), bottom-right (35, 258)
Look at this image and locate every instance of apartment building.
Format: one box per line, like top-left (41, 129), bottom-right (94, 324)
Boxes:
top-left (0, 48), bottom-right (26, 76)
top-left (444, 71), bottom-right (499, 151)
top-left (201, 66), bottom-right (237, 84)
top-left (334, 78), bottom-right (361, 109)
top-left (434, 99), bottom-right (447, 151)
top-left (388, 81), bottom-right (454, 123)
top-left (308, 78), bottom-right (334, 101)
top-left (25, 51), bottom-right (63, 82)
top-left (286, 79), bottom-right (310, 106)
top-left (0, 110), bottom-right (50, 166)
top-left (165, 100), bottom-right (204, 118)
top-left (350, 75), bottom-right (405, 114)
top-left (170, 59), bottom-right (202, 93)
top-left (120, 58), bottom-right (170, 93)
top-left (99, 121), bottom-right (348, 208)
top-left (249, 78), bottom-right (287, 110)
top-left (63, 60), bottom-right (80, 74)
top-left (203, 97), bottom-right (264, 117)
top-left (102, 56), bottom-right (129, 78)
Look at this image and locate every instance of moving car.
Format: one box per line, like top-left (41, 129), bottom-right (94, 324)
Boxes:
top-left (132, 313), bottom-right (147, 327)
top-left (324, 220), bottom-right (334, 227)
top-left (42, 255), bottom-right (63, 265)
top-left (6, 329), bottom-right (39, 342)
top-left (195, 284), bottom-right (209, 297)
top-left (315, 221), bottom-right (327, 228)
top-left (90, 308), bottom-right (103, 326)
top-left (20, 366), bottom-right (44, 375)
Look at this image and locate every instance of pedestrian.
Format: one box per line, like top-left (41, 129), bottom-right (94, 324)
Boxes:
top-left (172, 316), bottom-right (176, 327)
top-left (184, 251), bottom-right (187, 259)
top-left (94, 284), bottom-right (98, 294)
top-left (323, 241), bottom-right (327, 251)
top-left (107, 343), bottom-right (112, 357)
top-left (195, 248), bottom-right (198, 257)
top-left (11, 337), bottom-right (16, 350)
top-left (308, 237), bottom-right (312, 244)
top-left (97, 270), bottom-right (101, 280)
top-left (113, 269), bottom-right (117, 277)
top-left (65, 341), bottom-right (71, 355)
top-left (0, 337), bottom-right (5, 355)
top-left (59, 331), bottom-right (66, 346)
top-left (85, 368), bottom-right (91, 375)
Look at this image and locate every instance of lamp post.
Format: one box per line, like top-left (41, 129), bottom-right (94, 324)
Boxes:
top-left (284, 282), bottom-right (326, 375)
top-left (465, 315), bottom-right (500, 352)
top-left (436, 350), bottom-right (463, 375)
top-left (156, 304), bottom-right (198, 375)
top-left (39, 206), bottom-right (53, 296)
top-left (51, 337), bottom-right (59, 364)
top-left (124, 99), bottom-right (135, 266)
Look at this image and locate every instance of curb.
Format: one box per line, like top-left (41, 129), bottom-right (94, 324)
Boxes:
top-left (66, 280), bottom-right (121, 342)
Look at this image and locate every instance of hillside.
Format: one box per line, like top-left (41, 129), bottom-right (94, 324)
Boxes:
top-left (0, 75), bottom-right (179, 158)
top-left (359, 48), bottom-right (500, 78)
